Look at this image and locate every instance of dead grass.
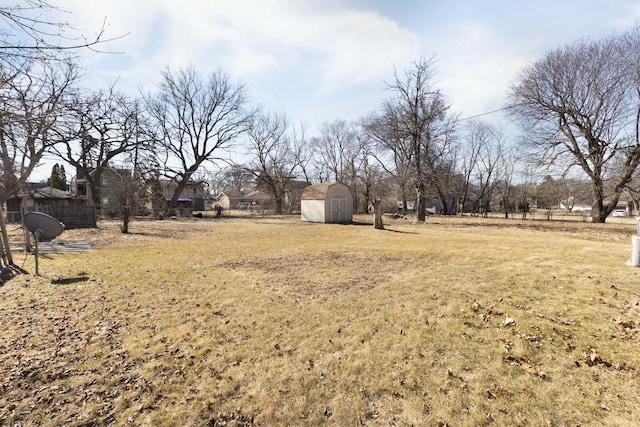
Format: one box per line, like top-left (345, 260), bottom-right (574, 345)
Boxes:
top-left (2, 214), bottom-right (640, 426)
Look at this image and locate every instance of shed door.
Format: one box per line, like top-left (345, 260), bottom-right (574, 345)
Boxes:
top-left (331, 198), bottom-right (348, 222)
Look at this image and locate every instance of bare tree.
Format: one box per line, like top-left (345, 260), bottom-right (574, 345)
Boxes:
top-left (381, 56), bottom-right (451, 221)
top-left (470, 122), bottom-right (506, 216)
top-left (456, 121), bottom-right (485, 214)
top-left (144, 67), bottom-right (254, 211)
top-left (0, 1), bottom-right (120, 266)
top-left (0, 1), bottom-right (124, 204)
top-left (50, 87), bottom-right (142, 211)
top-left (311, 119), bottom-right (368, 211)
top-left (357, 152), bottom-right (382, 214)
top-left (515, 161), bottom-right (539, 219)
top-left (117, 155), bottom-right (146, 233)
top-left (365, 113), bottom-right (414, 214)
top-left (424, 117), bottom-right (458, 215)
top-left (557, 177), bottom-right (582, 212)
top-left (291, 123), bottom-right (313, 186)
top-left (0, 60), bottom-right (79, 203)
top-left (495, 146), bottom-right (520, 219)
top-left (0, 1), bottom-right (122, 82)
top-left (507, 30), bottom-right (640, 223)
top-left (241, 111), bottom-right (302, 214)
top-left (210, 166), bottom-right (254, 196)
top-left (312, 120), bottom-right (356, 182)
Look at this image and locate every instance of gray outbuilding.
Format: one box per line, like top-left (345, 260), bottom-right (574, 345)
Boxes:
top-left (300, 182), bottom-right (353, 223)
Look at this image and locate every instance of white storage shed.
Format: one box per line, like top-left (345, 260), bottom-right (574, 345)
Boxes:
top-left (301, 182), bottom-right (353, 223)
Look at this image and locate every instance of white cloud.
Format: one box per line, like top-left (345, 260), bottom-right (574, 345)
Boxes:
top-left (57, 1), bottom-right (419, 97)
top-left (23, 0), bottom-right (640, 181)
top-left (49, 0), bottom-right (640, 130)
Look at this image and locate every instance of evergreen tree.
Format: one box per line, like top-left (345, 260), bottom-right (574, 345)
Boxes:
top-left (47, 164), bottom-right (67, 190)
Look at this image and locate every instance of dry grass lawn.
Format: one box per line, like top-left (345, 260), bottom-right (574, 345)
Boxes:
top-left (2, 214), bottom-right (640, 426)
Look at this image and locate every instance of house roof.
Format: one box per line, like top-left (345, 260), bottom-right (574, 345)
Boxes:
top-left (220, 191), bottom-right (246, 199)
top-left (159, 179), bottom-right (208, 200)
top-left (8, 185), bottom-right (73, 201)
top-left (301, 182), bottom-right (346, 200)
top-left (243, 190), bottom-right (272, 201)
top-left (31, 186), bottom-right (72, 199)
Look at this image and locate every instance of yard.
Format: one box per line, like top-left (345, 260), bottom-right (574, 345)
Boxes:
top-left (1, 215), bottom-right (640, 426)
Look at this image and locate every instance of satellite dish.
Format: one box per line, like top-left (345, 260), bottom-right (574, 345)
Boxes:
top-left (23, 212), bottom-right (65, 276)
top-left (24, 212), bottom-right (65, 241)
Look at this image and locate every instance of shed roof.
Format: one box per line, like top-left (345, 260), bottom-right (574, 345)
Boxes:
top-left (301, 182), bottom-right (345, 200)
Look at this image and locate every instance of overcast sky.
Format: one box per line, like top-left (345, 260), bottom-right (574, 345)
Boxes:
top-left (29, 0), bottom-right (640, 181)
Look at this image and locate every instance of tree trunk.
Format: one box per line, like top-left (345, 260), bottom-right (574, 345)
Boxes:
top-left (590, 178), bottom-right (607, 223)
top-left (374, 199), bottom-right (384, 230)
top-left (416, 182), bottom-right (426, 222)
top-left (169, 175), bottom-right (191, 211)
top-left (504, 197), bottom-right (509, 219)
top-left (400, 189), bottom-right (408, 214)
top-left (86, 173), bottom-right (102, 213)
top-left (274, 196), bottom-right (283, 214)
top-left (121, 206), bottom-right (130, 234)
top-left (483, 199), bottom-right (490, 218)
top-left (437, 192), bottom-right (448, 215)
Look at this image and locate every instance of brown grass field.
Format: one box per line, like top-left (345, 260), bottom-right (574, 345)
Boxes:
top-left (2, 213), bottom-right (640, 426)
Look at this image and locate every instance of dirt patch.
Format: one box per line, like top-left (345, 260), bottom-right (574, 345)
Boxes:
top-left (218, 251), bottom-right (429, 302)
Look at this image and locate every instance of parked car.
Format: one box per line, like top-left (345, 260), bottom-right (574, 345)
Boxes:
top-left (612, 209), bottom-right (627, 217)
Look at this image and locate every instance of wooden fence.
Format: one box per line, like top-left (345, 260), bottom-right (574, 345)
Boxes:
top-left (36, 204), bottom-right (97, 229)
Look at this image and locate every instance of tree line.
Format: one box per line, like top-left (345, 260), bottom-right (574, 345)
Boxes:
top-left (3, 2), bottom-right (640, 224)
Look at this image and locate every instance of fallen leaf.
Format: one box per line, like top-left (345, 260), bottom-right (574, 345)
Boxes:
top-left (521, 363), bottom-right (547, 379)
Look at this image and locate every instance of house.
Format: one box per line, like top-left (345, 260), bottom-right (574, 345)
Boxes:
top-left (397, 200), bottom-right (416, 212)
top-left (242, 190), bottom-right (273, 210)
top-left (301, 182), bottom-right (353, 223)
top-left (214, 192), bottom-right (237, 210)
top-left (215, 190), bottom-right (274, 211)
top-left (156, 179), bottom-right (208, 214)
top-left (6, 185), bottom-right (96, 228)
top-left (73, 166), bottom-right (134, 217)
top-left (426, 197), bottom-right (458, 215)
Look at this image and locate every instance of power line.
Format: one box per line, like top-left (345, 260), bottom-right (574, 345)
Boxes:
top-left (457, 105), bottom-right (514, 122)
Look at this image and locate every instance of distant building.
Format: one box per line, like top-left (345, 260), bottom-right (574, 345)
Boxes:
top-left (156, 179), bottom-right (208, 214)
top-left (6, 185), bottom-right (96, 228)
top-left (73, 166), bottom-right (134, 218)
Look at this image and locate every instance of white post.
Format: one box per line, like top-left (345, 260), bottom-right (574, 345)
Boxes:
top-left (34, 229), bottom-right (42, 276)
top-left (629, 220), bottom-right (640, 267)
